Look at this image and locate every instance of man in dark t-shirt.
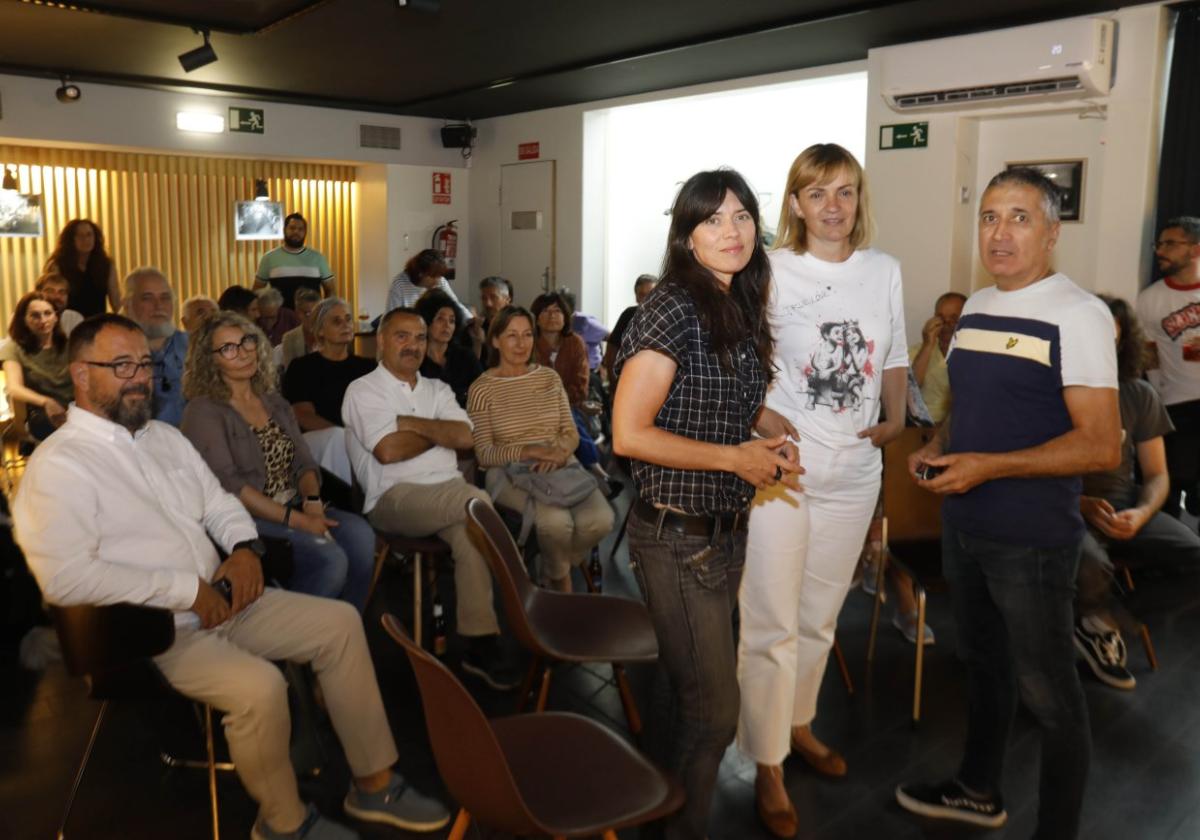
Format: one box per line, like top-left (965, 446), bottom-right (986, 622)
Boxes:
top-left (1074, 296), bottom-right (1200, 691)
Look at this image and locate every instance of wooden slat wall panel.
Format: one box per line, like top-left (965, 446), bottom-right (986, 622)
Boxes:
top-left (0, 146), bottom-right (359, 336)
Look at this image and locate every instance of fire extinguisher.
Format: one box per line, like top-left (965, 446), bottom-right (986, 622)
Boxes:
top-left (432, 220), bottom-right (458, 280)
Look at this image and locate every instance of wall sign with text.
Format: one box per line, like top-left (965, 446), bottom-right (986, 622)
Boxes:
top-left (518, 142), bottom-right (540, 160)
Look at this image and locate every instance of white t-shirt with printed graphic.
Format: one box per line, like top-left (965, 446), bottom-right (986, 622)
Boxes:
top-left (1137, 278), bottom-right (1200, 406)
top-left (765, 247), bottom-right (909, 451)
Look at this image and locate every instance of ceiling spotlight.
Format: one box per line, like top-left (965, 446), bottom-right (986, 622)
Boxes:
top-left (254, 179), bottom-right (269, 201)
top-left (178, 29), bottom-right (217, 73)
top-left (55, 77), bottom-right (81, 104)
top-left (396, 0), bottom-right (440, 11)
top-left (2, 166), bottom-right (18, 191)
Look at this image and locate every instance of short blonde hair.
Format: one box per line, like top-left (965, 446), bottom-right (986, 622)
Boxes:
top-left (183, 311), bottom-right (276, 401)
top-left (774, 143), bottom-right (875, 255)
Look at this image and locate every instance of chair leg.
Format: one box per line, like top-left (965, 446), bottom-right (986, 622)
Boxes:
top-left (535, 666), bottom-right (554, 712)
top-left (515, 658), bottom-right (540, 713)
top-left (1141, 624), bottom-right (1159, 671)
top-left (412, 552), bottom-right (424, 648)
top-left (1122, 566), bottom-right (1135, 592)
top-left (913, 588), bottom-right (927, 726)
top-left (606, 499), bottom-right (634, 568)
top-left (832, 639), bottom-right (853, 695)
top-left (580, 558), bottom-right (598, 593)
top-left (58, 700), bottom-right (108, 840)
top-left (613, 663), bottom-right (643, 735)
top-left (204, 704), bottom-right (220, 840)
top-left (602, 831), bottom-right (619, 840)
top-left (866, 547), bottom-right (888, 664)
top-left (447, 809), bottom-right (471, 840)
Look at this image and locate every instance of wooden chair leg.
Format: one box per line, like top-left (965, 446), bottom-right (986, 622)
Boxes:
top-left (833, 639), bottom-right (854, 695)
top-left (58, 700), bottom-right (108, 840)
top-left (866, 542), bottom-right (889, 664)
top-left (447, 809), bottom-right (471, 840)
top-left (535, 666), bottom-right (554, 712)
top-left (1121, 566), bottom-right (1135, 591)
top-left (613, 663), bottom-right (643, 735)
top-left (912, 589), bottom-right (927, 726)
top-left (204, 703), bottom-right (220, 840)
top-left (580, 558), bottom-right (598, 593)
top-left (366, 541), bottom-right (389, 608)
top-left (412, 552), bottom-right (423, 648)
top-left (1141, 624), bottom-right (1159, 671)
top-left (515, 658), bottom-right (540, 713)
top-left (602, 831), bottom-right (619, 840)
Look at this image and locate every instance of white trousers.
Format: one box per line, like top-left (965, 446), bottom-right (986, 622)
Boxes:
top-left (736, 441), bottom-right (881, 765)
top-left (303, 426), bottom-right (353, 486)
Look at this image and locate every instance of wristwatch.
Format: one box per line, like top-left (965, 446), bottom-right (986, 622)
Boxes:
top-left (232, 538), bottom-right (267, 559)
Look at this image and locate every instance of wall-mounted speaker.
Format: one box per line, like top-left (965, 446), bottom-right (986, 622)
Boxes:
top-left (440, 124), bottom-right (476, 149)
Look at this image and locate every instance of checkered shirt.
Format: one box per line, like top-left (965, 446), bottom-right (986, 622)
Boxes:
top-left (615, 282), bottom-right (766, 515)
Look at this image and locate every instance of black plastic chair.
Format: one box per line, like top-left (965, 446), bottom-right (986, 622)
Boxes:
top-left (50, 602), bottom-right (228, 840)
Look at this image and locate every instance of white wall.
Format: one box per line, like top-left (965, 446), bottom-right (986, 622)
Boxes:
top-left (356, 164), bottom-right (471, 320)
top-left (468, 61), bottom-right (866, 320)
top-left (866, 3), bottom-right (1170, 342)
top-left (0, 73), bottom-right (464, 167)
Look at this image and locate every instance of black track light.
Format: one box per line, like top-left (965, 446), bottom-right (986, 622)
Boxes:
top-left (179, 29), bottom-right (217, 73)
top-left (55, 77), bottom-right (81, 103)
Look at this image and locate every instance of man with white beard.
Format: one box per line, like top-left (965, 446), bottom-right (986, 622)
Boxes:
top-left (123, 267), bottom-right (187, 426)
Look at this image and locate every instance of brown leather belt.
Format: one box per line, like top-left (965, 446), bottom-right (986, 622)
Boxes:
top-left (633, 498), bottom-right (747, 541)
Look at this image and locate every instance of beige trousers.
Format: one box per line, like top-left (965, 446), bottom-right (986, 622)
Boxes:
top-left (488, 468), bottom-right (614, 582)
top-left (367, 477), bottom-right (500, 637)
top-left (153, 589), bottom-right (399, 832)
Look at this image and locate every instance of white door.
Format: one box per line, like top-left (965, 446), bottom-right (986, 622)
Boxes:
top-left (500, 160), bottom-right (555, 307)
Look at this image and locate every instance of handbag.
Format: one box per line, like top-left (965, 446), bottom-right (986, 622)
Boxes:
top-left (497, 461), bottom-right (599, 545)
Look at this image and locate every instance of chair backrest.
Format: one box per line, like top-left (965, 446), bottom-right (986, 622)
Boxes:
top-left (50, 603), bottom-right (176, 698)
top-left (465, 497), bottom-right (543, 652)
top-left (380, 613), bottom-right (540, 834)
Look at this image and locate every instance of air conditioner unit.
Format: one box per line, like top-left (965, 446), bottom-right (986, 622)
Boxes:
top-left (879, 17), bottom-right (1114, 112)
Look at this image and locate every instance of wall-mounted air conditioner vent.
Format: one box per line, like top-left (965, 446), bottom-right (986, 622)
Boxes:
top-left (878, 17), bottom-right (1115, 113)
top-left (359, 124), bottom-right (401, 150)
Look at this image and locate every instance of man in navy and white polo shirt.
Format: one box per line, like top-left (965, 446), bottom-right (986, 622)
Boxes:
top-left (895, 168), bottom-right (1121, 840)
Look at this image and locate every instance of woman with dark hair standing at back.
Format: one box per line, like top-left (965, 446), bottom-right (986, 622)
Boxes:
top-left (43, 219), bottom-right (120, 317)
top-left (612, 169), bottom-right (799, 840)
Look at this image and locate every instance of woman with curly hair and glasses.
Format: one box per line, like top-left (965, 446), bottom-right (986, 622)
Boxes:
top-left (180, 311), bottom-right (375, 610)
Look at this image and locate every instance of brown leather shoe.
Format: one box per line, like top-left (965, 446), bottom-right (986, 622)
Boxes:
top-left (790, 736), bottom-right (848, 778)
top-left (755, 771), bottom-right (798, 838)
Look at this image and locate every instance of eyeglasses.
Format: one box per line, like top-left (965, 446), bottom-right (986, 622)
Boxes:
top-left (211, 333), bottom-right (259, 359)
top-left (1155, 239), bottom-right (1195, 249)
top-left (84, 360), bottom-right (155, 379)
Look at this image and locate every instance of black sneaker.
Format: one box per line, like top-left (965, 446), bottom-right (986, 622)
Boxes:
top-left (1074, 616), bottom-right (1136, 690)
top-left (461, 635), bottom-right (521, 691)
top-left (895, 779), bottom-right (1007, 828)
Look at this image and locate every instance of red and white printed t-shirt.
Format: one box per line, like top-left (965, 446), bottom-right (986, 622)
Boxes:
top-left (1137, 277), bottom-right (1200, 406)
top-left (765, 247), bottom-right (909, 452)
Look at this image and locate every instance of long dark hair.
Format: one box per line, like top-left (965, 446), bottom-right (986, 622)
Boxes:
top-left (661, 169), bottom-right (773, 376)
top-left (9, 290), bottom-right (67, 355)
top-left (1098, 294), bottom-right (1149, 382)
top-left (530, 291), bottom-right (573, 338)
top-left (44, 218), bottom-right (112, 294)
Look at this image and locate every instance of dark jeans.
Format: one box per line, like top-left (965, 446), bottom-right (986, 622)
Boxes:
top-left (943, 522), bottom-right (1089, 840)
top-left (253, 507), bottom-right (375, 612)
top-left (1163, 399), bottom-right (1200, 516)
top-left (628, 507), bottom-right (744, 840)
top-left (1078, 510), bottom-right (1200, 629)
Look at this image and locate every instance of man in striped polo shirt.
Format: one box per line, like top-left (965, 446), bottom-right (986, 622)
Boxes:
top-left (254, 213), bottom-right (335, 309)
top-left (896, 168), bottom-right (1121, 839)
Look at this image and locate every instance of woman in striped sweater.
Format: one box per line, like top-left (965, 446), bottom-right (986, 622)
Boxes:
top-left (467, 306), bottom-right (614, 592)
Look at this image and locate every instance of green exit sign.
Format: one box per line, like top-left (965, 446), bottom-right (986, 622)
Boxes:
top-left (879, 122), bottom-right (928, 150)
top-left (229, 107), bottom-right (264, 134)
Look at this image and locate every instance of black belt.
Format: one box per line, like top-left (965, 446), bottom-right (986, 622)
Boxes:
top-left (633, 498), bottom-right (747, 541)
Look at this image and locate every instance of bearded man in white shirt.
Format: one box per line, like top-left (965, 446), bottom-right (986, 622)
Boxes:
top-left (13, 314), bottom-right (449, 840)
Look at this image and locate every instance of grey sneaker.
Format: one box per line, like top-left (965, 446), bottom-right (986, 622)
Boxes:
top-left (343, 772), bottom-right (451, 832)
top-left (251, 804), bottom-right (359, 840)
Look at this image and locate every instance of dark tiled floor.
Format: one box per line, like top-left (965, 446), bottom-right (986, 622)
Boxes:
top-left (4, 494), bottom-right (1200, 839)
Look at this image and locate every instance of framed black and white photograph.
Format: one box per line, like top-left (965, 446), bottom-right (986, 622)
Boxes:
top-left (0, 191), bottom-right (44, 237)
top-left (1005, 159), bottom-right (1086, 223)
top-left (234, 200), bottom-right (283, 240)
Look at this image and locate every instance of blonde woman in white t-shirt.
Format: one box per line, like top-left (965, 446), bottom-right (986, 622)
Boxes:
top-left (738, 144), bottom-right (909, 837)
